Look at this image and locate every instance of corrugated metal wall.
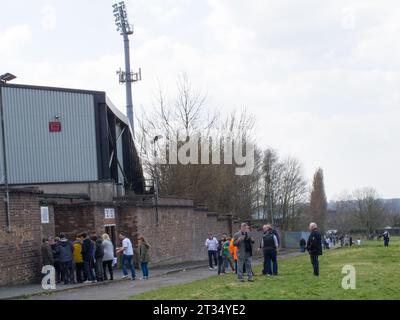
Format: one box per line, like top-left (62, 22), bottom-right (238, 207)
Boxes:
top-left (0, 86), bottom-right (98, 184)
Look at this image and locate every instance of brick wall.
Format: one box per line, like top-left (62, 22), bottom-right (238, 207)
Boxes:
top-left (51, 196), bottom-right (256, 269)
top-left (119, 198), bottom-right (244, 265)
top-left (52, 197), bottom-right (244, 266)
top-left (0, 188), bottom-right (44, 286)
top-left (54, 203), bottom-right (120, 239)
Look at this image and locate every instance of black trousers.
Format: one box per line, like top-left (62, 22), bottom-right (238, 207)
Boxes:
top-left (384, 239), bottom-right (389, 247)
top-left (217, 256), bottom-right (225, 275)
top-left (75, 263), bottom-right (84, 283)
top-left (54, 261), bottom-right (62, 282)
top-left (208, 250), bottom-right (217, 268)
top-left (60, 261), bottom-right (73, 284)
top-left (310, 254), bottom-right (319, 276)
top-left (103, 260), bottom-right (114, 280)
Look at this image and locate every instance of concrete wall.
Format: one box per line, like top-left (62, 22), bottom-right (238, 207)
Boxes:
top-left (18, 181), bottom-right (117, 202)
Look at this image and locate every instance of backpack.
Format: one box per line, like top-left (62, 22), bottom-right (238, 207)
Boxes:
top-left (95, 241), bottom-right (104, 258)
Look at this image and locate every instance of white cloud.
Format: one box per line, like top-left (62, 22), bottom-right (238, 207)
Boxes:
top-left (0, 25), bottom-right (32, 59)
top-left (1, 1), bottom-right (400, 199)
top-left (40, 5), bottom-right (57, 31)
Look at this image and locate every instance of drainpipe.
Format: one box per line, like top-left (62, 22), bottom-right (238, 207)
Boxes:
top-left (0, 86), bottom-right (11, 232)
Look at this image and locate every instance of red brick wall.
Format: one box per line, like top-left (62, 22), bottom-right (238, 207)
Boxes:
top-left (52, 197), bottom-right (248, 268)
top-left (54, 203), bottom-right (120, 239)
top-left (0, 189), bottom-right (44, 286)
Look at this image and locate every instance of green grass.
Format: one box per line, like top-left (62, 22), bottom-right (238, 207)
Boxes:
top-left (131, 238), bottom-right (400, 300)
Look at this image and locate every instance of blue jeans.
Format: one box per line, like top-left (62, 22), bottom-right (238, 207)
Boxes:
top-left (84, 259), bottom-right (95, 281)
top-left (264, 250), bottom-right (278, 275)
top-left (122, 254), bottom-right (136, 279)
top-left (141, 262), bottom-right (149, 277)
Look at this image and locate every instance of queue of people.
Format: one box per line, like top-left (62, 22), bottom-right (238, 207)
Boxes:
top-left (40, 232), bottom-right (151, 285)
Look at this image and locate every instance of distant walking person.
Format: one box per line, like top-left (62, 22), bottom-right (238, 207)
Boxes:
top-left (102, 234), bottom-right (115, 281)
top-left (233, 223), bottom-right (255, 282)
top-left (205, 233), bottom-right (218, 270)
top-left (138, 235), bottom-right (151, 280)
top-left (383, 231), bottom-right (390, 247)
top-left (117, 232), bottom-right (136, 280)
top-left (299, 238), bottom-right (306, 253)
top-left (73, 234), bottom-right (84, 283)
top-left (306, 222), bottom-right (323, 276)
top-left (259, 224), bottom-right (279, 276)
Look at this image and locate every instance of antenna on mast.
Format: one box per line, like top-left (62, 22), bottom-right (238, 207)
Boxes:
top-left (112, 1), bottom-right (141, 137)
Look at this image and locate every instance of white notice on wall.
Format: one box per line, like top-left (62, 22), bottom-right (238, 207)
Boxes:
top-left (41, 206), bottom-right (49, 224)
top-left (105, 208), bottom-right (115, 219)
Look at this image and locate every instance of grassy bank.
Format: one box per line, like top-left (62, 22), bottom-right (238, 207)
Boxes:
top-left (131, 238), bottom-right (400, 300)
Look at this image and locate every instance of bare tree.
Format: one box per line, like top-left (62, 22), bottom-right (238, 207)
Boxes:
top-left (260, 149), bottom-right (307, 230)
top-left (327, 192), bottom-right (360, 233)
top-left (353, 187), bottom-right (387, 235)
top-left (136, 74), bottom-right (258, 218)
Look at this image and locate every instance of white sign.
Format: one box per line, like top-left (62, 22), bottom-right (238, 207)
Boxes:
top-left (105, 208), bottom-right (115, 219)
top-left (41, 206), bottom-right (49, 224)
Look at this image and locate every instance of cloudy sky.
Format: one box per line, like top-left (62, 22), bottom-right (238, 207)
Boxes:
top-left (1, 0), bottom-right (399, 200)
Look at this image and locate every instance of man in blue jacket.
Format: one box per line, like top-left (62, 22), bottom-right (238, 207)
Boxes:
top-left (58, 233), bottom-right (74, 285)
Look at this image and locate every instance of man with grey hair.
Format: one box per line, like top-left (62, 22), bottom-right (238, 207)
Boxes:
top-left (233, 223), bottom-right (255, 282)
top-left (306, 222), bottom-right (322, 276)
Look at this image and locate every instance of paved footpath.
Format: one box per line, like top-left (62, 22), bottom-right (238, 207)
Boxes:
top-left (2, 250), bottom-right (301, 300)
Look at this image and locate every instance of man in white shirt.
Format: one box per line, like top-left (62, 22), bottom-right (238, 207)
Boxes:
top-left (205, 233), bottom-right (218, 270)
top-left (117, 232), bottom-right (136, 280)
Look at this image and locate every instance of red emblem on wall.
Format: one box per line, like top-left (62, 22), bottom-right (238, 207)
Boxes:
top-left (49, 121), bottom-right (61, 132)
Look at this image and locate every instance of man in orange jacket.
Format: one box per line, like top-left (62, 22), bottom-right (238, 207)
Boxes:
top-left (229, 238), bottom-right (238, 273)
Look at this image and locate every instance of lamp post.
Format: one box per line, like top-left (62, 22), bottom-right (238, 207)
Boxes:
top-left (153, 135), bottom-right (163, 224)
top-left (0, 72), bottom-right (17, 232)
top-left (112, 1), bottom-right (141, 137)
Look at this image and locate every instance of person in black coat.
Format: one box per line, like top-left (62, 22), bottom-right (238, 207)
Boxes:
top-left (383, 231), bottom-right (390, 247)
top-left (51, 237), bottom-right (62, 283)
top-left (306, 222), bottom-right (323, 276)
top-left (81, 233), bottom-right (96, 282)
top-left (94, 237), bottom-right (105, 282)
top-left (299, 238), bottom-right (306, 253)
